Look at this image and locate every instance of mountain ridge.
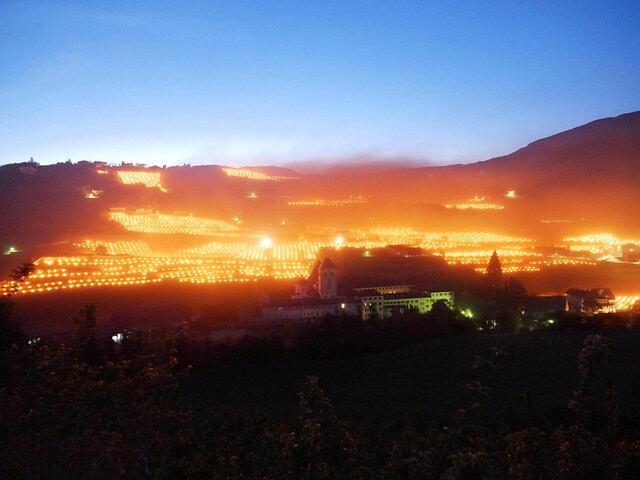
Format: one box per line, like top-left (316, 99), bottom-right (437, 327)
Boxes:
top-left (1, 110), bottom-right (639, 255)
top-left (468, 110), bottom-right (640, 173)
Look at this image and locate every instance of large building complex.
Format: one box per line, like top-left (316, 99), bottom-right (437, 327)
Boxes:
top-left (261, 257), bottom-right (454, 322)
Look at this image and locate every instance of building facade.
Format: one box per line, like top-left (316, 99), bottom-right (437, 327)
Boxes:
top-left (360, 289), bottom-right (454, 320)
top-left (565, 288), bottom-right (616, 314)
top-left (262, 298), bottom-right (361, 322)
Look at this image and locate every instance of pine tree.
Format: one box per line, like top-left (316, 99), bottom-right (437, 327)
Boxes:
top-left (486, 250), bottom-right (502, 288)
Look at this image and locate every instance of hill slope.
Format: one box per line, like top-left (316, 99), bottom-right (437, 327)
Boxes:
top-left (0, 111), bottom-right (639, 257)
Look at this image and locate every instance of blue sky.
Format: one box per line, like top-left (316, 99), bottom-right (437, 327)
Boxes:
top-left (1, 0), bottom-right (639, 168)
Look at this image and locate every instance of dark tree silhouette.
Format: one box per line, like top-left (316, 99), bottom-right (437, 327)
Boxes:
top-left (486, 250), bottom-right (503, 290)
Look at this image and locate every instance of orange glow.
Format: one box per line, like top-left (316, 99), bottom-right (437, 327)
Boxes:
top-left (615, 295), bottom-right (640, 311)
top-left (84, 189), bottom-right (102, 199)
top-left (222, 167), bottom-right (299, 181)
top-left (4, 224), bottom-right (617, 296)
top-left (288, 197), bottom-right (367, 207)
top-left (116, 171), bottom-right (167, 191)
top-left (444, 196), bottom-right (504, 210)
top-left (444, 202), bottom-right (504, 210)
top-left (109, 211), bottom-right (239, 236)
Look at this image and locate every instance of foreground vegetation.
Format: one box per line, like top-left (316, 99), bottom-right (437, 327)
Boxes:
top-left (2, 301), bottom-right (640, 478)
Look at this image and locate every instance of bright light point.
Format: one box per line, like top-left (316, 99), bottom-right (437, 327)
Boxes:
top-left (261, 237), bottom-right (273, 248)
top-left (506, 190), bottom-right (517, 198)
top-left (335, 236), bottom-right (344, 245)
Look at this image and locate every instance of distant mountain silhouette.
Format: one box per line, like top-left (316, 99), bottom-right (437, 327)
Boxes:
top-left (0, 111), bottom-right (639, 260)
top-left (470, 111), bottom-right (640, 178)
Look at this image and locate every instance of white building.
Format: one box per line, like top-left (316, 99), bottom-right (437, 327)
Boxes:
top-left (360, 289), bottom-right (454, 320)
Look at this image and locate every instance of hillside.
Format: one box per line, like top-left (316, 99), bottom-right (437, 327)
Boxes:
top-left (1, 111), bottom-right (639, 263)
top-left (467, 111), bottom-right (640, 194)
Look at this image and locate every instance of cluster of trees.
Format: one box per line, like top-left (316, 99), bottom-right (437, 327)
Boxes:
top-left (3, 310), bottom-right (640, 478)
top-left (1, 312), bottom-right (185, 477)
top-left (178, 300), bottom-right (475, 368)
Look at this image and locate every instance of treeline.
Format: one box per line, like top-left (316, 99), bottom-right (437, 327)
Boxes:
top-left (3, 324), bottom-right (640, 478)
top-left (177, 303), bottom-right (640, 370)
top-left (177, 301), bottom-right (474, 368)
top-left (3, 300), bottom-right (640, 478)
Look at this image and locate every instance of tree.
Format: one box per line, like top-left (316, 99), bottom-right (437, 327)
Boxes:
top-left (285, 376), bottom-right (355, 478)
top-left (505, 276), bottom-right (527, 297)
top-left (72, 304), bottom-right (100, 364)
top-left (1, 329), bottom-right (186, 479)
top-left (486, 251), bottom-right (503, 289)
top-left (0, 262), bottom-right (35, 350)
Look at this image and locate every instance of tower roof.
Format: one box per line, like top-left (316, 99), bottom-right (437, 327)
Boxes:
top-left (307, 260), bottom-right (321, 283)
top-left (320, 257), bottom-right (336, 270)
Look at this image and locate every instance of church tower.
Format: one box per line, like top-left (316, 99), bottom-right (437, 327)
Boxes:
top-left (318, 257), bottom-right (338, 299)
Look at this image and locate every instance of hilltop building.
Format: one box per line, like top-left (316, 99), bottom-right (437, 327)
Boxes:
top-left (360, 289), bottom-right (454, 320)
top-left (292, 258), bottom-right (337, 299)
top-left (261, 258), bottom-right (454, 322)
top-left (565, 288), bottom-right (616, 314)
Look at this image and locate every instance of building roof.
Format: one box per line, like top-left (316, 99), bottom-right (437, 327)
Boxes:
top-left (565, 288), bottom-right (587, 297)
top-left (383, 292), bottom-right (431, 300)
top-left (352, 284), bottom-right (415, 292)
top-left (565, 288), bottom-right (615, 300)
top-left (588, 288), bottom-right (615, 300)
top-left (265, 297), bottom-right (356, 308)
top-left (320, 257), bottom-right (336, 270)
top-left (355, 289), bottom-right (384, 297)
top-left (307, 260), bottom-right (321, 283)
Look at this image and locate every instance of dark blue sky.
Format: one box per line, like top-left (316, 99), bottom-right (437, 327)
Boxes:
top-left (1, 1), bottom-right (639, 167)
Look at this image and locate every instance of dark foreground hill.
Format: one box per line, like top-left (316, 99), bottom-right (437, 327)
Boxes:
top-left (188, 330), bottom-right (640, 429)
top-left (5, 328), bottom-right (640, 478)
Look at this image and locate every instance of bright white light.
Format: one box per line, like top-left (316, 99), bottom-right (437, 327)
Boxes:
top-left (261, 237), bottom-right (273, 248)
top-left (335, 236), bottom-right (344, 245)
